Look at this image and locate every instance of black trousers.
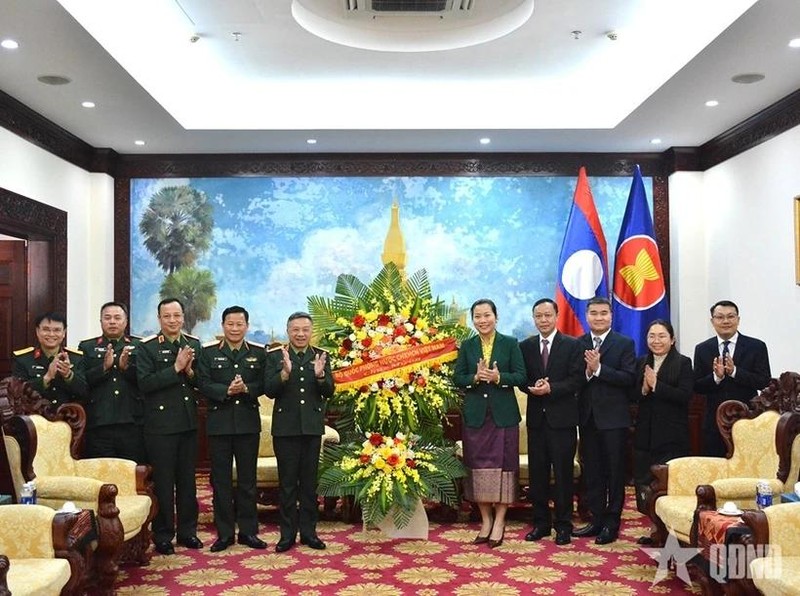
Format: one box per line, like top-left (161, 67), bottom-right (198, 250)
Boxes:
top-left (579, 417), bottom-right (627, 533)
top-left (273, 434), bottom-right (322, 542)
top-left (145, 430), bottom-right (199, 543)
top-left (528, 424), bottom-right (577, 532)
top-left (209, 432), bottom-right (259, 538)
top-left (633, 445), bottom-right (687, 514)
top-left (84, 423), bottom-right (147, 464)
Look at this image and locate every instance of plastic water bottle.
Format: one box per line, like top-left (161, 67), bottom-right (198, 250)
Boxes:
top-left (756, 480), bottom-right (773, 510)
top-left (29, 479), bottom-right (37, 504)
top-left (20, 482), bottom-right (34, 505)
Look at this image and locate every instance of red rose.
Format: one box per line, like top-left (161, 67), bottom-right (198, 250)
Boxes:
top-left (386, 454), bottom-right (400, 467)
top-left (339, 347), bottom-right (348, 357)
top-left (361, 337), bottom-right (373, 348)
top-left (359, 385), bottom-right (370, 393)
top-left (342, 338), bottom-right (353, 350)
top-left (360, 454), bottom-right (371, 463)
top-left (361, 352), bottom-right (372, 362)
top-left (393, 325), bottom-right (406, 337)
top-left (390, 386), bottom-right (400, 394)
top-left (378, 314), bottom-right (392, 326)
top-left (408, 337), bottom-right (419, 346)
top-left (406, 458), bottom-right (416, 468)
top-left (353, 314), bottom-right (366, 328)
top-left (369, 433), bottom-right (383, 447)
top-left (416, 377), bottom-right (427, 387)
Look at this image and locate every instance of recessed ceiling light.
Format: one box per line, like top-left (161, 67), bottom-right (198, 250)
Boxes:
top-left (650, 138), bottom-right (662, 145)
top-left (705, 100), bottom-right (719, 107)
top-left (789, 38), bottom-right (800, 48)
top-left (479, 137), bottom-right (491, 145)
top-left (731, 73), bottom-right (765, 84)
top-left (134, 140), bottom-right (146, 146)
top-left (81, 101), bottom-right (96, 108)
top-left (306, 138), bottom-right (317, 145)
top-left (1, 39), bottom-right (19, 50)
top-left (37, 74), bottom-right (71, 86)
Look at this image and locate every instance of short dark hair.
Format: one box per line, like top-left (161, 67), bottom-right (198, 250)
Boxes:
top-left (157, 297), bottom-right (185, 314)
top-left (470, 298), bottom-right (497, 318)
top-left (586, 296), bottom-right (611, 311)
top-left (646, 318), bottom-right (675, 339)
top-left (222, 305), bottom-right (249, 323)
top-left (34, 312), bottom-right (66, 328)
top-left (533, 298), bottom-right (558, 314)
top-left (710, 300), bottom-right (739, 316)
top-left (287, 311), bottom-right (312, 324)
top-left (100, 301), bottom-right (128, 317)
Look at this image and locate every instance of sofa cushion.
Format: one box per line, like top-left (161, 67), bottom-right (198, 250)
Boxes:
top-left (654, 495), bottom-right (696, 543)
top-left (117, 494), bottom-right (153, 540)
top-left (751, 556), bottom-right (800, 596)
top-left (6, 558), bottom-right (71, 596)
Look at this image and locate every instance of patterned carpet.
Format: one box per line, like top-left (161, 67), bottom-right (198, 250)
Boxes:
top-left (115, 478), bottom-right (701, 595)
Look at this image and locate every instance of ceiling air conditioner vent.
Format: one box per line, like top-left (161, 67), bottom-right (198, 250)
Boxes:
top-left (344, 0), bottom-right (474, 14)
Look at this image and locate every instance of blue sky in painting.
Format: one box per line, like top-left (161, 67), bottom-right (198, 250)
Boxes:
top-left (130, 175), bottom-right (653, 342)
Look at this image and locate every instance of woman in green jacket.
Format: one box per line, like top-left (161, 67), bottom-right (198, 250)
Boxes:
top-left (453, 299), bottom-right (526, 548)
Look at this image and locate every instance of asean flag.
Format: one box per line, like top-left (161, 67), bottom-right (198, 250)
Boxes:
top-left (555, 167), bottom-right (610, 337)
top-left (612, 165), bottom-right (669, 356)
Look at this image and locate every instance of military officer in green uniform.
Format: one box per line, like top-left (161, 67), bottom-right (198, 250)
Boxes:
top-left (12, 311), bottom-right (86, 407)
top-left (136, 297), bottom-right (203, 555)
top-left (78, 301), bottom-right (146, 463)
top-left (197, 305), bottom-right (268, 552)
top-left (264, 311), bottom-right (334, 553)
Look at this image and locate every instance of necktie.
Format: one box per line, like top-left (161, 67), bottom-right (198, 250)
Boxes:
top-left (721, 340), bottom-right (730, 362)
top-left (541, 338), bottom-right (549, 369)
top-left (297, 351), bottom-right (305, 360)
top-left (593, 336), bottom-right (602, 350)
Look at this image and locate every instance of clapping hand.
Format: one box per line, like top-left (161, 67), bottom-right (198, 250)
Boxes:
top-left (642, 364), bottom-right (657, 394)
top-left (228, 374), bottom-right (247, 396)
top-left (174, 346), bottom-right (195, 374)
top-left (584, 348), bottom-right (600, 376)
top-left (529, 377), bottom-right (550, 396)
top-left (279, 347), bottom-right (292, 381)
top-left (313, 351), bottom-right (327, 379)
top-left (119, 345), bottom-right (132, 371)
top-left (475, 358), bottom-right (500, 383)
top-left (103, 344), bottom-right (115, 371)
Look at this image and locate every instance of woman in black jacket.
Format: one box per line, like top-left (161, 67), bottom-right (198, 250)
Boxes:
top-left (632, 319), bottom-right (693, 543)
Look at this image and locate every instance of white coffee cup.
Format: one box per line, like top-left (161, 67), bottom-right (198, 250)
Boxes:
top-left (60, 501), bottom-right (78, 513)
top-left (722, 501), bottom-right (738, 513)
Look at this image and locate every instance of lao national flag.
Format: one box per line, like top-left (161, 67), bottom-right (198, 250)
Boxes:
top-left (555, 167), bottom-right (610, 336)
top-left (612, 165), bottom-right (669, 356)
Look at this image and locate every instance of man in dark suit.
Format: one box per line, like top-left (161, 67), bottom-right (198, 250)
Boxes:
top-left (572, 297), bottom-right (636, 545)
top-left (519, 298), bottom-right (584, 546)
top-left (78, 301), bottom-right (146, 463)
top-left (137, 297), bottom-right (203, 555)
top-left (198, 306), bottom-right (267, 552)
top-left (13, 311), bottom-right (86, 408)
top-left (264, 312), bottom-right (334, 553)
top-left (693, 300), bottom-right (771, 457)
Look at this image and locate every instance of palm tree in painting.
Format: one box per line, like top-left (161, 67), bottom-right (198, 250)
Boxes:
top-left (139, 186), bottom-right (213, 274)
top-left (160, 267), bottom-right (217, 333)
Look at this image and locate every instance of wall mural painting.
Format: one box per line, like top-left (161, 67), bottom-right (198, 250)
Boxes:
top-left (130, 175), bottom-right (652, 343)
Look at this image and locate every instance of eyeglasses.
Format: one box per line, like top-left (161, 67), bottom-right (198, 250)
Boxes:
top-left (38, 326), bottom-right (65, 334)
top-left (712, 314), bottom-right (738, 322)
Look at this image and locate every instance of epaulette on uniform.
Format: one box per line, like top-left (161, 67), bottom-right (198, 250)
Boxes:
top-left (140, 334), bottom-right (158, 343)
top-left (203, 339), bottom-right (221, 348)
top-left (267, 343), bottom-right (285, 352)
top-left (127, 334), bottom-right (141, 341)
top-left (79, 336), bottom-right (101, 345)
top-left (184, 333), bottom-right (200, 341)
top-left (12, 346), bottom-right (34, 357)
top-left (64, 346), bottom-right (83, 356)
top-left (312, 345), bottom-right (329, 354)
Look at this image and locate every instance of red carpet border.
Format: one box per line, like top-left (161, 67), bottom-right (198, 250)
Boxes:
top-left (115, 478), bottom-right (701, 595)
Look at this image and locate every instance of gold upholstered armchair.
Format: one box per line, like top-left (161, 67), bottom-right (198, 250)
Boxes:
top-left (4, 403), bottom-right (156, 595)
top-left (0, 504), bottom-right (88, 596)
top-left (740, 501), bottom-right (800, 596)
top-left (648, 395), bottom-right (800, 546)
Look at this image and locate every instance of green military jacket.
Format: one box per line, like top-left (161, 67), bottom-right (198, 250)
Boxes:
top-left (263, 345), bottom-right (334, 437)
top-left (77, 335), bottom-right (143, 429)
top-left (12, 345), bottom-right (87, 407)
top-left (453, 332), bottom-right (526, 428)
top-left (197, 339), bottom-right (265, 436)
top-left (136, 332), bottom-right (201, 435)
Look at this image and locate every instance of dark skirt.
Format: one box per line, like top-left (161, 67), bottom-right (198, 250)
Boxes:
top-left (462, 411), bottom-right (519, 504)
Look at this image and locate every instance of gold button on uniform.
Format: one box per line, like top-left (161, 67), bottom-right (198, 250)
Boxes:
top-left (300, 400), bottom-right (305, 405)
top-left (114, 390), bottom-right (119, 395)
top-left (159, 405), bottom-right (165, 410)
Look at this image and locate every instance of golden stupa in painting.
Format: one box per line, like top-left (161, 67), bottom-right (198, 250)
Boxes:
top-left (381, 201), bottom-right (407, 281)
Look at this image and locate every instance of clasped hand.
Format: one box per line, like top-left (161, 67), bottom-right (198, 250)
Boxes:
top-left (174, 346), bottom-right (195, 375)
top-left (227, 374), bottom-right (248, 396)
top-left (475, 358), bottom-right (500, 384)
top-left (713, 355), bottom-right (735, 378)
top-left (528, 377), bottom-right (550, 396)
top-left (45, 351), bottom-right (72, 382)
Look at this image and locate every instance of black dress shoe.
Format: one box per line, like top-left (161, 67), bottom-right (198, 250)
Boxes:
top-left (275, 538), bottom-right (296, 553)
top-left (238, 534), bottom-right (267, 549)
top-left (210, 537), bottom-right (234, 552)
top-left (176, 535), bottom-right (204, 549)
top-left (300, 536), bottom-right (326, 550)
top-left (154, 541), bottom-right (174, 555)
top-left (636, 535), bottom-right (654, 545)
top-left (595, 527), bottom-right (618, 545)
top-left (572, 523), bottom-right (602, 538)
top-left (555, 530), bottom-right (571, 545)
top-left (524, 527), bottom-right (551, 542)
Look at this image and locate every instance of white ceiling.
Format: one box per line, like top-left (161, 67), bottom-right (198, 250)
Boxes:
top-left (0, 0), bottom-right (799, 155)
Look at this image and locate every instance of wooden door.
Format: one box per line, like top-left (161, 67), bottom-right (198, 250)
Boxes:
top-left (0, 240), bottom-right (27, 378)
